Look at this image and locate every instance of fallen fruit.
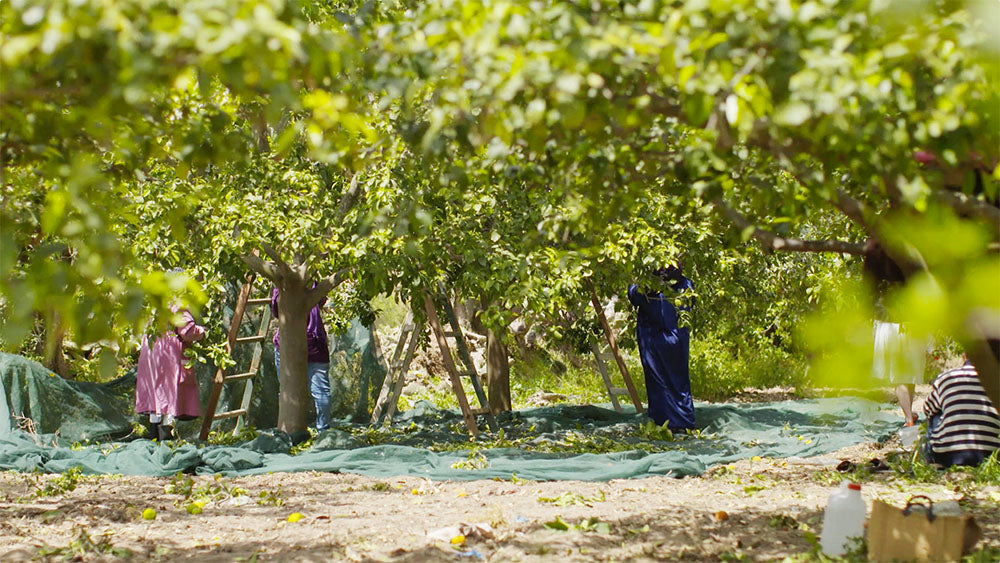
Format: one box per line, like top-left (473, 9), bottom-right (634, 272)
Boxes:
top-left (287, 512), bottom-right (304, 523)
top-left (142, 508), bottom-right (157, 520)
top-left (450, 534), bottom-right (465, 545)
top-left (714, 510), bottom-right (729, 522)
top-left (186, 504), bottom-right (202, 515)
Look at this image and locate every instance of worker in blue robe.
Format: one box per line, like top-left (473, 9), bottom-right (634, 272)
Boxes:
top-left (628, 267), bottom-right (695, 430)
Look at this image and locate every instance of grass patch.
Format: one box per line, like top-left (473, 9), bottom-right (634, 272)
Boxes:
top-left (888, 447), bottom-right (1000, 487)
top-left (690, 338), bottom-right (808, 401)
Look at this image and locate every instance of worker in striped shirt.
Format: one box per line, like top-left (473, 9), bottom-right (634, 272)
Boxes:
top-left (922, 357), bottom-right (1000, 467)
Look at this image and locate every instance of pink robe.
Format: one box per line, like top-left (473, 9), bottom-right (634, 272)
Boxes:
top-left (135, 311), bottom-right (206, 419)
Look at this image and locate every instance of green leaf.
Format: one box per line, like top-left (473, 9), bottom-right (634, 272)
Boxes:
top-left (683, 93), bottom-right (713, 126)
top-left (544, 516), bottom-right (570, 531)
top-left (41, 190), bottom-right (68, 235)
top-left (774, 102), bottom-right (811, 126)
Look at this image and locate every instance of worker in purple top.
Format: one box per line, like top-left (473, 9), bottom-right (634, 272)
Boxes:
top-left (271, 287), bottom-right (332, 431)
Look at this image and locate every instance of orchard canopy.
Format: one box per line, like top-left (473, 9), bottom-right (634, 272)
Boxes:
top-left (2, 0), bottom-right (998, 431)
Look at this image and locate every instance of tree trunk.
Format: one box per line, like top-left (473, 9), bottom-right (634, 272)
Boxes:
top-left (45, 340), bottom-right (71, 379)
top-left (36, 316), bottom-right (71, 379)
top-left (486, 328), bottom-right (512, 412)
top-left (274, 278), bottom-right (312, 434)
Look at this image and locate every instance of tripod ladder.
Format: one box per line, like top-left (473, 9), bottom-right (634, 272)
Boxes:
top-left (371, 311), bottom-right (422, 426)
top-left (424, 293), bottom-right (498, 436)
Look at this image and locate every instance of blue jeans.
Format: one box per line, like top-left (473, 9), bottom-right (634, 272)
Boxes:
top-left (274, 349), bottom-right (332, 432)
top-left (923, 413), bottom-right (990, 467)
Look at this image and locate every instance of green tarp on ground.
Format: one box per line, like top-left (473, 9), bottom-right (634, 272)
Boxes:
top-left (1, 353), bottom-right (903, 480)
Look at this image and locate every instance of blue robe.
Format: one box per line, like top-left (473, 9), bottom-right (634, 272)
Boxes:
top-left (628, 277), bottom-right (695, 430)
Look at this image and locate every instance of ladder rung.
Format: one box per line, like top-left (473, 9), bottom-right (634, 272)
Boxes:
top-left (609, 387), bottom-right (630, 395)
top-left (458, 371), bottom-right (478, 378)
top-left (235, 335), bottom-right (267, 344)
top-left (247, 298), bottom-right (271, 305)
top-left (224, 372), bottom-right (256, 382)
top-left (442, 331), bottom-right (459, 338)
top-left (390, 361), bottom-right (406, 370)
top-left (213, 409), bottom-right (247, 421)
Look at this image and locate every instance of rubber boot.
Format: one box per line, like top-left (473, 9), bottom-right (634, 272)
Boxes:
top-left (158, 424), bottom-right (176, 442)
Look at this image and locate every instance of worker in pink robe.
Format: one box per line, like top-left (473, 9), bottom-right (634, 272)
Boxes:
top-left (135, 310), bottom-right (206, 440)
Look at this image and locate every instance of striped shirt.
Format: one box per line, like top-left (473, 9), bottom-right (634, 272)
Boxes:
top-left (923, 363), bottom-right (1000, 454)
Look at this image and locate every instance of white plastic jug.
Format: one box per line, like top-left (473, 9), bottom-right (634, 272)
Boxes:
top-left (820, 480), bottom-right (867, 556)
top-left (899, 425), bottom-right (920, 448)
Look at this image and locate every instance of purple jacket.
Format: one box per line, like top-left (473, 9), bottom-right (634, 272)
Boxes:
top-left (271, 287), bottom-right (330, 364)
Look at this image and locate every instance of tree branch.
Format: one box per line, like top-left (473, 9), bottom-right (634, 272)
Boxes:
top-left (259, 242), bottom-right (293, 277)
top-left (935, 189), bottom-right (1000, 228)
top-left (714, 199), bottom-right (866, 254)
top-left (882, 174), bottom-right (904, 207)
top-left (335, 173), bottom-right (364, 222)
top-left (833, 189), bottom-right (872, 231)
top-left (240, 253), bottom-right (281, 281)
top-left (306, 269), bottom-right (349, 308)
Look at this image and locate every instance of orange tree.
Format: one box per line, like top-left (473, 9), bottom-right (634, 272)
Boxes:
top-left (372, 0), bottom-right (999, 405)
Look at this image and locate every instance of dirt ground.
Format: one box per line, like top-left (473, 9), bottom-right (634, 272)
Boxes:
top-left (2, 388), bottom-right (998, 561)
top-left (1, 434), bottom-right (998, 562)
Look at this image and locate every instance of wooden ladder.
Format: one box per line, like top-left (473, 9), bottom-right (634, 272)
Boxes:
top-left (424, 293), bottom-right (498, 436)
top-left (199, 276), bottom-right (272, 440)
top-left (589, 286), bottom-right (643, 413)
top-left (370, 311), bottom-right (422, 426)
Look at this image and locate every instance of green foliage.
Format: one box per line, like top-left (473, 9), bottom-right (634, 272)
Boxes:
top-left (36, 528), bottom-right (132, 560)
top-left (163, 473), bottom-right (195, 498)
top-left (207, 425), bottom-right (259, 447)
top-left (4, 0), bottom-right (998, 410)
top-left (543, 515), bottom-right (611, 534)
top-left (30, 466), bottom-right (88, 499)
top-left (163, 473), bottom-right (247, 510)
top-left (450, 451), bottom-right (488, 470)
top-left (691, 338), bottom-right (808, 401)
top-left (537, 490), bottom-right (606, 507)
top-left (637, 420), bottom-right (674, 442)
top-left (508, 349), bottom-right (623, 407)
top-left (964, 547), bottom-right (1000, 563)
top-left (889, 447), bottom-right (1000, 487)
top-left (787, 526), bottom-right (867, 562)
top-left (256, 488), bottom-right (284, 507)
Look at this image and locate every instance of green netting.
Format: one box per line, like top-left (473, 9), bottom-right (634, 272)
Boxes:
top-left (0, 353), bottom-right (135, 441)
top-left (327, 318), bottom-right (388, 422)
top-left (1, 351), bottom-right (903, 480)
top-left (0, 312), bottom-right (386, 441)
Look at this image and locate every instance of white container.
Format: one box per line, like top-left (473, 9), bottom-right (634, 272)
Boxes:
top-left (899, 425), bottom-right (919, 448)
top-left (820, 481), bottom-right (867, 557)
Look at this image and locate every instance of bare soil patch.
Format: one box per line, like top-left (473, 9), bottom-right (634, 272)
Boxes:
top-left (1, 434), bottom-right (997, 562)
